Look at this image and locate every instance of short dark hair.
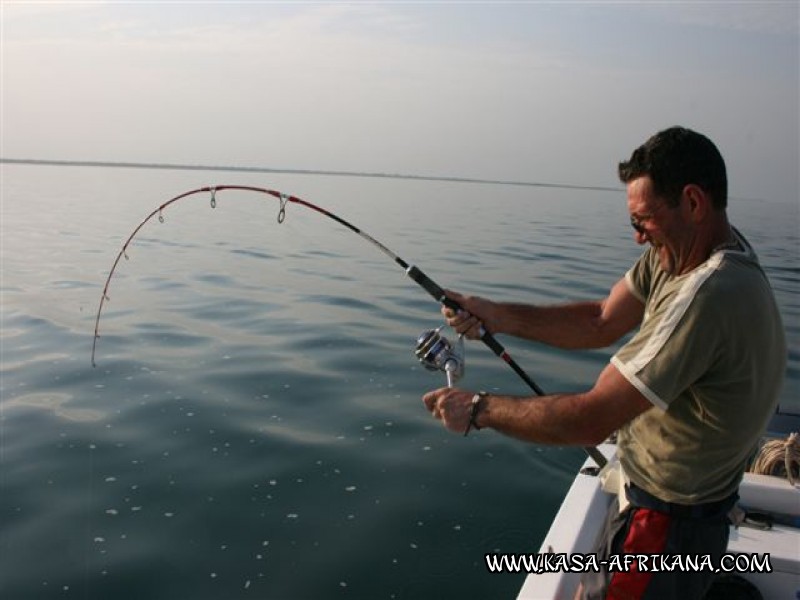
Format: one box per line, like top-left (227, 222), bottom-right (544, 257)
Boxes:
top-left (618, 127), bottom-right (728, 209)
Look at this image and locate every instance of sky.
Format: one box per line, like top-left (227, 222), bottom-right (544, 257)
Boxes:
top-left (1, 1), bottom-right (798, 202)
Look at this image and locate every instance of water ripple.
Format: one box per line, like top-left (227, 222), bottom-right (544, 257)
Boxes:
top-left (0, 169), bottom-right (796, 600)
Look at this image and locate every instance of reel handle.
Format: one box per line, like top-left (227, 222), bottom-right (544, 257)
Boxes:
top-left (445, 367), bottom-right (456, 388)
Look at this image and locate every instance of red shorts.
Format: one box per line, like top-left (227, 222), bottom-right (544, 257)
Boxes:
top-left (580, 486), bottom-right (734, 600)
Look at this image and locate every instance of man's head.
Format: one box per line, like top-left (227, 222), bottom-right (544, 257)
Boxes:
top-left (618, 126), bottom-right (728, 210)
top-left (620, 127), bottom-right (731, 275)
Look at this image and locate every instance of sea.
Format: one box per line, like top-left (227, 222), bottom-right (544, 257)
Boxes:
top-left (1, 164), bottom-right (797, 600)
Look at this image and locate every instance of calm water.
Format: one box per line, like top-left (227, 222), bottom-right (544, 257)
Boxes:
top-left (1, 165), bottom-right (797, 600)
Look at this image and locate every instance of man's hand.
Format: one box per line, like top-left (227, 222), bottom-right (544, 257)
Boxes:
top-left (422, 387), bottom-right (478, 434)
top-left (441, 290), bottom-right (497, 340)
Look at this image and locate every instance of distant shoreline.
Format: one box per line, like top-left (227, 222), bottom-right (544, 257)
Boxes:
top-left (0, 157), bottom-right (622, 193)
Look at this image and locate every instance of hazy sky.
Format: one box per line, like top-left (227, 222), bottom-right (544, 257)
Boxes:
top-left (2, 1), bottom-right (798, 202)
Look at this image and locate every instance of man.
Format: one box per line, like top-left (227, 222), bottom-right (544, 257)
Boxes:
top-left (422, 126), bottom-right (786, 599)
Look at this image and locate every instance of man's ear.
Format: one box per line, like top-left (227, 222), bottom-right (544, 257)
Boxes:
top-left (681, 184), bottom-right (711, 223)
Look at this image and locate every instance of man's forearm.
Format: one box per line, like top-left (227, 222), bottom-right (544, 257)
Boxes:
top-left (475, 391), bottom-right (608, 447)
top-left (471, 363), bottom-right (651, 446)
top-left (446, 279), bottom-right (641, 350)
top-left (494, 301), bottom-right (613, 349)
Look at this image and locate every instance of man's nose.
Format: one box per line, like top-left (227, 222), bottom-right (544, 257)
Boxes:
top-left (634, 230), bottom-right (649, 245)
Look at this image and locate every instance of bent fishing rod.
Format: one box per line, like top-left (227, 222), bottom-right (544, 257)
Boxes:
top-left (91, 185), bottom-right (606, 468)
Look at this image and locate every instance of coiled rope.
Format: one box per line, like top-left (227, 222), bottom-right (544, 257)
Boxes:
top-left (749, 432), bottom-right (800, 485)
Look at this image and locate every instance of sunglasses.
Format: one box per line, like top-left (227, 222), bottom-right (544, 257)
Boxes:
top-left (630, 215), bottom-right (647, 235)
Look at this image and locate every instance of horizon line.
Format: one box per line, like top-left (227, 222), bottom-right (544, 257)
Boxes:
top-left (0, 157), bottom-right (623, 194)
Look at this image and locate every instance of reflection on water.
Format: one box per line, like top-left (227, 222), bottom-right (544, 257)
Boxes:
top-left (1, 165), bottom-right (797, 599)
top-left (4, 392), bottom-right (104, 422)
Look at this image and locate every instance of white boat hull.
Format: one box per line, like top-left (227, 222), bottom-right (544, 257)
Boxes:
top-left (517, 446), bottom-right (800, 600)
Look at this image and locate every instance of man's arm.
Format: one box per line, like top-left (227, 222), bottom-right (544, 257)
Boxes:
top-left (423, 362), bottom-right (652, 446)
top-left (444, 277), bottom-right (644, 350)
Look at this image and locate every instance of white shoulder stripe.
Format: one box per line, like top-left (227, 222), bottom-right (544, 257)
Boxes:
top-left (624, 269), bottom-right (646, 304)
top-left (627, 252), bottom-right (724, 375)
top-left (611, 356), bottom-right (669, 410)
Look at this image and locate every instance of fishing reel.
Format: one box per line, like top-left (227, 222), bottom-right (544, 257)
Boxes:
top-left (415, 326), bottom-right (465, 387)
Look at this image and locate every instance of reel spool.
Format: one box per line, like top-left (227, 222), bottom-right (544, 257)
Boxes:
top-left (415, 326), bottom-right (465, 387)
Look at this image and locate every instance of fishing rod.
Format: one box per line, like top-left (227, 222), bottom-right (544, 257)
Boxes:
top-left (91, 185), bottom-right (606, 468)
top-left (91, 185), bottom-right (540, 385)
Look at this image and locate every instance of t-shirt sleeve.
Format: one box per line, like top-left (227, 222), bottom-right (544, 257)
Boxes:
top-left (624, 250), bottom-right (653, 305)
top-left (611, 268), bottom-right (722, 410)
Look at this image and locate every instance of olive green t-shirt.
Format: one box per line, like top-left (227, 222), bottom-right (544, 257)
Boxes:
top-left (611, 228), bottom-right (786, 504)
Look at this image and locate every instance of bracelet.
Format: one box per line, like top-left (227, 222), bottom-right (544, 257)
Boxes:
top-left (463, 391), bottom-right (488, 437)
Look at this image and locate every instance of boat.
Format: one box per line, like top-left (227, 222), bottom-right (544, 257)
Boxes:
top-left (517, 413), bottom-right (800, 600)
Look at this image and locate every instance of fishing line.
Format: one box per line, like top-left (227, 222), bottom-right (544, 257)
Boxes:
top-left (91, 185), bottom-right (606, 467)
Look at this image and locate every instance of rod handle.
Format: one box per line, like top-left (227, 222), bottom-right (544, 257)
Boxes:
top-left (407, 265), bottom-right (502, 353)
top-left (406, 265), bottom-right (504, 352)
top-left (405, 265), bottom-right (459, 310)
